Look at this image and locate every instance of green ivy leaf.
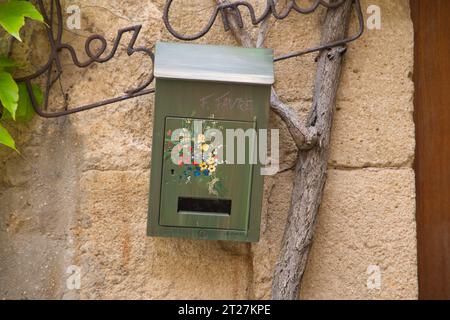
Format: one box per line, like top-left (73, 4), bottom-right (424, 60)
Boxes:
top-left (0, 122), bottom-right (16, 151)
top-left (0, 0), bottom-right (44, 41)
top-left (0, 70), bottom-right (19, 120)
top-left (16, 82), bottom-right (39, 122)
top-left (2, 82), bottom-right (40, 122)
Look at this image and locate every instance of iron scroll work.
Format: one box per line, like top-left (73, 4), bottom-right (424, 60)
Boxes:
top-left (16, 0), bottom-right (364, 118)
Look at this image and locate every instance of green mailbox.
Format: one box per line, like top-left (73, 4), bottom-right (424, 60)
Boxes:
top-left (148, 41), bottom-right (274, 242)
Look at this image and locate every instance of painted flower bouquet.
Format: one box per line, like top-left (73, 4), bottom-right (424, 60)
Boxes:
top-left (163, 119), bottom-right (226, 197)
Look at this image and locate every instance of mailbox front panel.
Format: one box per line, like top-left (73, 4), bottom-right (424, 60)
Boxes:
top-left (159, 117), bottom-right (255, 231)
top-left (148, 79), bottom-right (271, 242)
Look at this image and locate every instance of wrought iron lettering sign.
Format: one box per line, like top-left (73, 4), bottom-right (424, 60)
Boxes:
top-left (12, 0), bottom-right (364, 118)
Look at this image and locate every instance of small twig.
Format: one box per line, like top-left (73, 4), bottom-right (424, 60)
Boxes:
top-left (270, 89), bottom-right (318, 149)
top-left (216, 0), bottom-right (254, 47)
top-left (256, 0), bottom-right (280, 48)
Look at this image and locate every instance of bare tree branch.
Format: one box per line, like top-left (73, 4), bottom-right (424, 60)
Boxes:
top-left (256, 0), bottom-right (277, 48)
top-left (270, 88), bottom-right (318, 149)
top-left (216, 0), bottom-right (317, 150)
top-left (216, 0), bottom-right (254, 47)
top-left (256, 18), bottom-right (270, 48)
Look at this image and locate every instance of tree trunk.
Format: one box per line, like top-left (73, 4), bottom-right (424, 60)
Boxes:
top-left (271, 0), bottom-right (354, 300)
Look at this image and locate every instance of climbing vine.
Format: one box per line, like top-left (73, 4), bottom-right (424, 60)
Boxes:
top-left (0, 0), bottom-right (43, 151)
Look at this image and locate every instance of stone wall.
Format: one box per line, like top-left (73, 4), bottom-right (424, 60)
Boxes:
top-left (0, 0), bottom-right (417, 299)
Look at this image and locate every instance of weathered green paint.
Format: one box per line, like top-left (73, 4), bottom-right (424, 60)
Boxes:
top-left (147, 42), bottom-right (273, 242)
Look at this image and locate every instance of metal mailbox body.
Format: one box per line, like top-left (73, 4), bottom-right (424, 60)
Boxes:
top-left (148, 41), bottom-right (274, 242)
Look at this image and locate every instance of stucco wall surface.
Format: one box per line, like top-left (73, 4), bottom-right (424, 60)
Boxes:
top-left (0, 0), bottom-right (417, 299)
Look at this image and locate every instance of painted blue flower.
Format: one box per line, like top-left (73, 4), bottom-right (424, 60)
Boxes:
top-left (203, 170), bottom-right (210, 176)
top-left (194, 171), bottom-right (201, 177)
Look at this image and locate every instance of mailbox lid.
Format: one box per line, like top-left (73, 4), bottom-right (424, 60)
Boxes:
top-left (154, 41), bottom-right (274, 85)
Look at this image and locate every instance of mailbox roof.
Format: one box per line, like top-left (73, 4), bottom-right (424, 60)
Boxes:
top-left (154, 42), bottom-right (274, 85)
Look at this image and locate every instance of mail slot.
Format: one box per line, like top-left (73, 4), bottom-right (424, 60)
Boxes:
top-left (147, 41), bottom-right (274, 242)
top-left (177, 198), bottom-right (232, 215)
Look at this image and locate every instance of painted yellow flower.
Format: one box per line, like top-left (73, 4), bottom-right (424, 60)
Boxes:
top-left (207, 157), bottom-right (216, 165)
top-left (208, 164), bottom-right (216, 173)
top-left (197, 134), bottom-right (206, 143)
top-left (201, 143), bottom-right (210, 152)
top-left (199, 162), bottom-right (208, 171)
